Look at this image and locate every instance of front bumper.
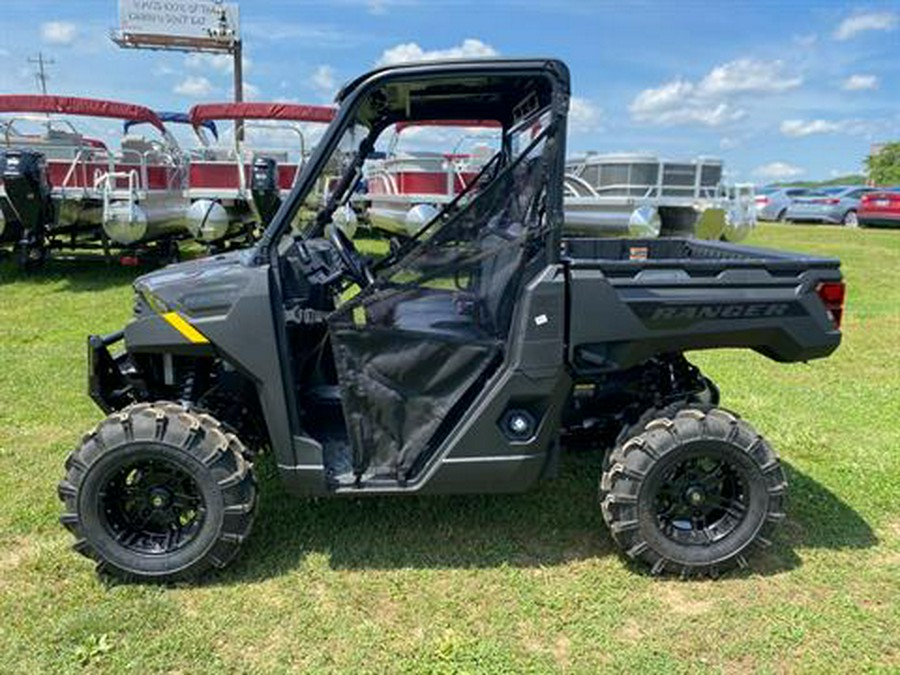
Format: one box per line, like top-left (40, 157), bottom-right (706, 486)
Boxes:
top-left (88, 330), bottom-right (138, 413)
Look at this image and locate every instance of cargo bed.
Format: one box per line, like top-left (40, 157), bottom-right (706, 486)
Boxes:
top-left (561, 237), bottom-right (843, 372)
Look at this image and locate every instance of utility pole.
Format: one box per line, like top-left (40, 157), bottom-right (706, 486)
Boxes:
top-left (28, 52), bottom-right (54, 94)
top-left (28, 52), bottom-right (54, 132)
top-left (207, 6), bottom-right (242, 141)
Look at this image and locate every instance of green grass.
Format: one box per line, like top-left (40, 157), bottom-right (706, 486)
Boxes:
top-left (1, 223), bottom-right (898, 673)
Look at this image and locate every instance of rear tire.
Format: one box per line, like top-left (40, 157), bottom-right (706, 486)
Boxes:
top-left (842, 210), bottom-right (858, 228)
top-left (600, 407), bottom-right (786, 576)
top-left (59, 402), bottom-right (257, 583)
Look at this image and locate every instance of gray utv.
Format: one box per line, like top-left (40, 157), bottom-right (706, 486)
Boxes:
top-left (59, 59), bottom-right (845, 581)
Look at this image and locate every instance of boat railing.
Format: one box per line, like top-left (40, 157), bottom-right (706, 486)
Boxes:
top-left (95, 169), bottom-right (138, 225)
top-left (367, 168), bottom-right (400, 196)
top-left (563, 174), bottom-right (599, 198)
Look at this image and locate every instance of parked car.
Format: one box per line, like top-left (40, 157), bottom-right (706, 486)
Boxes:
top-left (859, 188), bottom-right (900, 228)
top-left (785, 186), bottom-right (875, 227)
top-left (754, 186), bottom-right (811, 221)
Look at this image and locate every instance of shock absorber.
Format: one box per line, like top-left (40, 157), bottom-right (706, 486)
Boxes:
top-left (179, 361), bottom-right (197, 405)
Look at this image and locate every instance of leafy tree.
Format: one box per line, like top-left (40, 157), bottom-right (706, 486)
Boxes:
top-left (866, 142), bottom-right (900, 185)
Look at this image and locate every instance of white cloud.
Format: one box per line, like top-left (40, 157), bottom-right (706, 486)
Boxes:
top-left (697, 59), bottom-right (802, 96)
top-left (174, 76), bottom-right (215, 97)
top-left (41, 21), bottom-right (77, 45)
top-left (630, 79), bottom-right (745, 127)
top-left (185, 52), bottom-right (251, 74)
top-left (629, 59), bottom-right (801, 127)
top-left (377, 38), bottom-right (498, 66)
top-left (794, 33), bottom-right (818, 48)
top-left (842, 74), bottom-right (879, 91)
top-left (780, 119), bottom-right (843, 137)
top-left (568, 97), bottom-right (603, 133)
top-left (753, 162), bottom-right (805, 180)
top-left (310, 65), bottom-right (337, 98)
top-left (780, 118), bottom-right (880, 137)
top-left (834, 11), bottom-right (898, 40)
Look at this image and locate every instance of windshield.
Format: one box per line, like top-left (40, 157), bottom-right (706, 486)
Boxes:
top-left (286, 123), bottom-right (369, 239)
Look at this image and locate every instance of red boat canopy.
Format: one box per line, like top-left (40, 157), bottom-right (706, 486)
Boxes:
top-left (0, 95), bottom-right (165, 131)
top-left (189, 102), bottom-right (336, 125)
top-left (395, 119), bottom-right (501, 132)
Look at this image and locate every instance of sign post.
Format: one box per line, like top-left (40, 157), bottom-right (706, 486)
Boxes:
top-left (112, 1), bottom-right (245, 138)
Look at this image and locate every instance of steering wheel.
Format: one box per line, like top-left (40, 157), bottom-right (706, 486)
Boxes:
top-left (329, 225), bottom-right (374, 288)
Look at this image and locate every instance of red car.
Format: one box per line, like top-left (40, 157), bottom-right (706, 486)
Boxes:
top-left (859, 188), bottom-right (900, 228)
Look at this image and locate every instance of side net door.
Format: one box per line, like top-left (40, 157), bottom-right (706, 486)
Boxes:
top-left (328, 113), bottom-right (557, 480)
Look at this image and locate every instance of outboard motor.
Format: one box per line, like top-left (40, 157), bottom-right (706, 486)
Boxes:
top-left (1, 149), bottom-right (53, 267)
top-left (250, 156), bottom-right (281, 227)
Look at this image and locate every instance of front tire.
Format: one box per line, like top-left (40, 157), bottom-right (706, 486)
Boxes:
top-left (842, 210), bottom-right (858, 228)
top-left (600, 408), bottom-right (786, 576)
top-left (58, 402), bottom-right (257, 583)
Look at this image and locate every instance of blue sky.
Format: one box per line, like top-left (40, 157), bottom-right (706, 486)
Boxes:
top-left (0, 0), bottom-right (898, 183)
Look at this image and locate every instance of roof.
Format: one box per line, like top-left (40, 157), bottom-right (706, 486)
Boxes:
top-left (0, 95), bottom-right (165, 131)
top-left (335, 58), bottom-right (570, 103)
top-left (188, 102), bottom-right (336, 125)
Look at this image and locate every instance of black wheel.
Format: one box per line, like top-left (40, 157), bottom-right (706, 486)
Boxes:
top-left (776, 209), bottom-right (787, 223)
top-left (842, 210), bottom-right (858, 228)
top-left (601, 407), bottom-right (786, 576)
top-left (58, 402), bottom-right (257, 582)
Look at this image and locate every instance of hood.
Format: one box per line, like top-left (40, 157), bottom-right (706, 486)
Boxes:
top-left (134, 249), bottom-right (261, 319)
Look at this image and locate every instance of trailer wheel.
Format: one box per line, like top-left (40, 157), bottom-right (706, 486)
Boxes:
top-left (58, 402), bottom-right (257, 583)
top-left (601, 407), bottom-right (786, 576)
top-left (16, 240), bottom-right (46, 272)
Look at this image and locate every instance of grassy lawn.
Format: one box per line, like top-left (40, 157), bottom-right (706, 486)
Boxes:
top-left (0, 223), bottom-right (898, 673)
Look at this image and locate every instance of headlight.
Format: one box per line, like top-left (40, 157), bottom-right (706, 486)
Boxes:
top-left (136, 288), bottom-right (170, 316)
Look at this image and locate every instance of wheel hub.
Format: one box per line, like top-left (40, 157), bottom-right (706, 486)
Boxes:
top-left (686, 486), bottom-right (705, 506)
top-left (654, 451), bottom-right (748, 545)
top-left (149, 488), bottom-right (170, 509)
top-left (99, 455), bottom-right (206, 555)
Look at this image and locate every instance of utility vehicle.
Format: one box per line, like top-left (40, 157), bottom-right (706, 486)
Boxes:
top-left (59, 59), bottom-right (844, 581)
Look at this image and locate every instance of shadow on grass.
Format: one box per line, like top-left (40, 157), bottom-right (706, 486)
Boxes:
top-left (217, 454), bottom-right (877, 584)
top-left (0, 255), bottom-right (147, 292)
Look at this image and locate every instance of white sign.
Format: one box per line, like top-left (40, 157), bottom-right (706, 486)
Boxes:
top-left (119, 1), bottom-right (240, 40)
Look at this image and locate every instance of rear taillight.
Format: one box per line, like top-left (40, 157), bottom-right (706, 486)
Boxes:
top-left (817, 281), bottom-right (846, 329)
top-left (756, 196), bottom-right (769, 205)
top-left (814, 198), bottom-right (840, 205)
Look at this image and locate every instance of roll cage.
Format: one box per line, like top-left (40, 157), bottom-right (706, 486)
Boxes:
top-left (255, 59), bottom-right (571, 263)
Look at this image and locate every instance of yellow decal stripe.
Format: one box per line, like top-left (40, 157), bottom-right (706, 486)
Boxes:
top-left (162, 312), bottom-right (209, 344)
